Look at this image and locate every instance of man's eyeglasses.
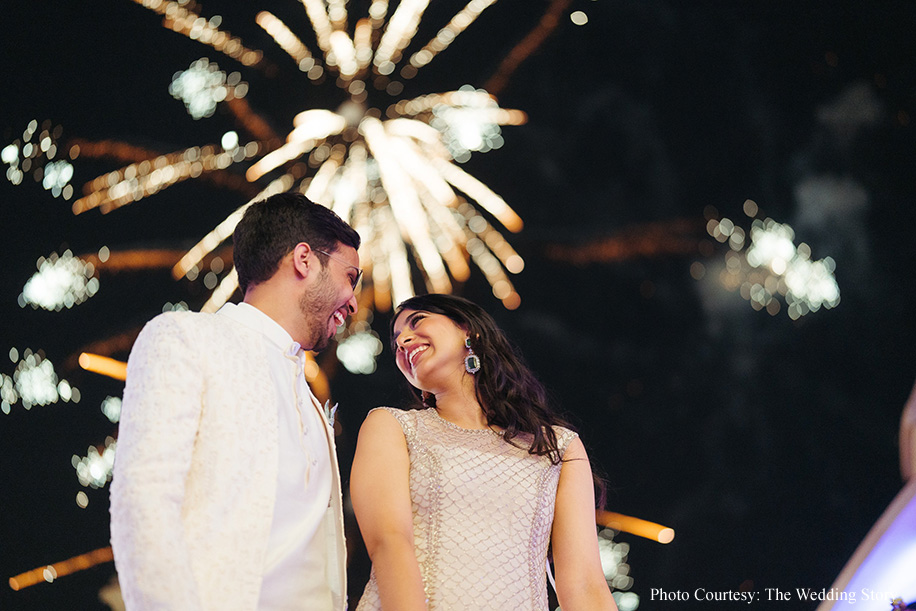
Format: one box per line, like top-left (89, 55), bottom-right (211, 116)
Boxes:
top-left (315, 249), bottom-right (363, 290)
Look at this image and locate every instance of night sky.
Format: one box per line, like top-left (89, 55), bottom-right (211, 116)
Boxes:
top-left (3, 1), bottom-right (916, 609)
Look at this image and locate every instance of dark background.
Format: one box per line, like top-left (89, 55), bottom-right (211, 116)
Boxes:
top-left (2, 1), bottom-right (915, 609)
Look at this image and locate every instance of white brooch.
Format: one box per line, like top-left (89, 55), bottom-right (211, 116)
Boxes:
top-left (323, 400), bottom-right (338, 427)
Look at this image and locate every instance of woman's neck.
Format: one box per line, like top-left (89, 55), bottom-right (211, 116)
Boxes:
top-left (433, 385), bottom-right (489, 430)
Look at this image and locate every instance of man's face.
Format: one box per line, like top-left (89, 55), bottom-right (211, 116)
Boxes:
top-left (298, 244), bottom-right (359, 351)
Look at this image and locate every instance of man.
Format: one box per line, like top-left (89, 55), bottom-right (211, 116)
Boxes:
top-left (110, 192), bottom-right (361, 610)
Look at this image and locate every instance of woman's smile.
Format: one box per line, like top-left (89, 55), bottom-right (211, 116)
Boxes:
top-left (407, 344), bottom-right (429, 371)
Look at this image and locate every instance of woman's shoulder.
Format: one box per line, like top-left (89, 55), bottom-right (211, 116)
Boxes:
top-left (367, 406), bottom-right (416, 419)
top-left (365, 406), bottom-right (430, 429)
top-left (551, 425), bottom-right (580, 457)
top-left (364, 407), bottom-right (433, 445)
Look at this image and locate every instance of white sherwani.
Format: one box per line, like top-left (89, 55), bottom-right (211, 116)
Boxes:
top-left (110, 307), bottom-right (347, 610)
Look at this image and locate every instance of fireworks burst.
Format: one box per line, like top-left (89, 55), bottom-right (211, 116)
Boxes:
top-left (2, 2), bottom-right (575, 585)
top-left (13, 0), bottom-right (542, 329)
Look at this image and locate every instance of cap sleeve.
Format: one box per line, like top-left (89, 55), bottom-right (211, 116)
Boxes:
top-left (366, 406), bottom-right (417, 440)
top-left (553, 426), bottom-right (580, 459)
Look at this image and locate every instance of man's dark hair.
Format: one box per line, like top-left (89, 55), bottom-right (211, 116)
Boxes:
top-left (233, 192), bottom-right (360, 293)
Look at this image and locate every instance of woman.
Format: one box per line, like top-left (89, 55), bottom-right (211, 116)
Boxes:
top-left (351, 294), bottom-right (618, 611)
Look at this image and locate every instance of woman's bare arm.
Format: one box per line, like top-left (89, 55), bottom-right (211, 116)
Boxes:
top-left (551, 437), bottom-right (619, 611)
top-left (351, 409), bottom-right (428, 610)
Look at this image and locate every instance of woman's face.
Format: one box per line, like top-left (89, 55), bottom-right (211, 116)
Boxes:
top-left (391, 308), bottom-right (469, 392)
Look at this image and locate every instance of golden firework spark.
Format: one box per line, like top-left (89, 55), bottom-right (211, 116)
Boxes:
top-left (68, 0), bottom-right (534, 312)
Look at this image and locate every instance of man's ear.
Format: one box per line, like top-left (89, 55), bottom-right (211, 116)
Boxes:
top-left (290, 242), bottom-right (314, 279)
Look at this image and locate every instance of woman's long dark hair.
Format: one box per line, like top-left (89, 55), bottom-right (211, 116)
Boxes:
top-left (391, 294), bottom-right (573, 465)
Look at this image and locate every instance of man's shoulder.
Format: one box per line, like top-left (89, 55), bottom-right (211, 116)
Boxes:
top-left (128, 310), bottom-right (265, 377)
top-left (141, 309), bottom-right (223, 333)
top-left (136, 309), bottom-right (253, 347)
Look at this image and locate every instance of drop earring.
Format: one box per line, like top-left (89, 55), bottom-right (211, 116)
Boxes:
top-left (464, 337), bottom-right (480, 374)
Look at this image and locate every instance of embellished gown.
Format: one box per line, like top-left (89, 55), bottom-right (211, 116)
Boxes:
top-left (355, 407), bottom-right (578, 611)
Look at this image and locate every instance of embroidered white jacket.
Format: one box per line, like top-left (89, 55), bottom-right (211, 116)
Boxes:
top-left (110, 310), bottom-right (347, 610)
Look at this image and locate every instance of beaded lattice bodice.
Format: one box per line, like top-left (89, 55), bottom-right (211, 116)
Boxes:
top-left (356, 407), bottom-right (577, 611)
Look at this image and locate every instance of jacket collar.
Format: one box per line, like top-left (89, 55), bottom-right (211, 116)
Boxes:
top-left (217, 302), bottom-right (303, 356)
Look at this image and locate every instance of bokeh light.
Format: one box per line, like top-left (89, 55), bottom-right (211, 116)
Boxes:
top-left (2, 349), bottom-right (80, 414)
top-left (72, 437), bottom-right (117, 489)
top-left (336, 327), bottom-right (384, 374)
top-left (705, 201), bottom-right (840, 319)
top-left (426, 85), bottom-right (513, 162)
top-left (76, 491), bottom-right (90, 509)
top-left (162, 301), bottom-right (190, 313)
top-left (570, 11), bottom-right (588, 26)
top-left (169, 58), bottom-right (248, 120)
top-left (100, 396), bottom-right (122, 423)
top-left (597, 528), bottom-right (640, 609)
top-left (19, 251), bottom-right (99, 311)
top-left (2, 119), bottom-right (74, 199)
top-left (78, 353), bottom-right (128, 382)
